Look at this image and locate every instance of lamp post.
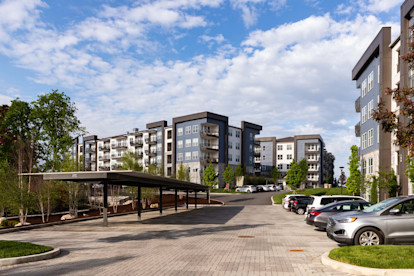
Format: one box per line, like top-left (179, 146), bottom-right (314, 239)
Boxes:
top-left (339, 166), bottom-right (344, 195)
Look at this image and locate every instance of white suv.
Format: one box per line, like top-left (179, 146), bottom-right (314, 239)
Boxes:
top-left (235, 185), bottom-right (257, 193)
top-left (306, 195), bottom-right (366, 213)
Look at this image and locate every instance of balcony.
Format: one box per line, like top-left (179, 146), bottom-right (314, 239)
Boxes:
top-left (200, 129), bottom-right (219, 139)
top-left (99, 166), bottom-right (110, 171)
top-left (355, 122), bottom-right (361, 137)
top-left (130, 140), bottom-right (143, 147)
top-left (144, 138), bottom-right (157, 145)
top-left (99, 156), bottom-right (110, 162)
top-left (136, 152), bottom-right (143, 157)
top-left (148, 151), bottom-right (157, 157)
top-left (254, 150), bottom-right (260, 157)
top-left (254, 140), bottom-right (260, 146)
top-left (86, 147), bottom-right (96, 152)
top-left (111, 143), bottom-right (127, 149)
top-left (98, 145), bottom-right (110, 151)
top-left (111, 164), bottom-right (121, 170)
top-left (111, 154), bottom-right (123, 160)
top-left (200, 144), bottom-right (219, 152)
top-left (200, 157), bottom-right (219, 165)
top-left (254, 165), bottom-right (261, 172)
top-left (355, 96), bottom-right (361, 113)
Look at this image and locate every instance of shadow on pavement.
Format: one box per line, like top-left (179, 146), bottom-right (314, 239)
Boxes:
top-left (228, 197), bottom-right (254, 203)
top-left (139, 206), bottom-right (245, 225)
top-left (97, 223), bottom-right (270, 243)
top-left (1, 255), bottom-right (134, 276)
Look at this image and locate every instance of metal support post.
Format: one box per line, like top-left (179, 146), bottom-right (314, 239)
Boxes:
top-left (138, 185), bottom-right (141, 221)
top-left (186, 190), bottom-right (189, 209)
top-left (103, 181), bottom-right (108, 227)
top-left (159, 186), bottom-right (163, 215)
top-left (195, 190), bottom-right (197, 209)
top-left (174, 189), bottom-right (178, 212)
top-left (207, 189), bottom-right (210, 204)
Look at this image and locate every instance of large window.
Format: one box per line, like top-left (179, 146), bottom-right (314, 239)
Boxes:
top-left (192, 151), bottom-right (198, 160)
top-left (177, 128), bottom-right (183, 136)
top-left (192, 125), bottom-right (198, 133)
top-left (361, 79), bottom-right (367, 97)
top-left (368, 158), bottom-right (373, 174)
top-left (277, 145), bottom-right (283, 150)
top-left (185, 139), bottom-right (191, 147)
top-left (228, 154), bottom-right (232, 161)
top-left (362, 106), bottom-right (367, 123)
top-left (236, 131), bottom-right (240, 138)
top-left (277, 155), bottom-right (283, 160)
top-left (236, 143), bottom-right (240, 150)
top-left (185, 126), bottom-right (191, 135)
top-left (177, 153), bottom-right (183, 161)
top-left (287, 154), bottom-right (292, 160)
top-left (368, 129), bottom-right (374, 147)
top-left (368, 71), bottom-right (374, 91)
top-left (287, 144), bottom-right (292, 150)
top-left (368, 100), bottom-right (373, 119)
top-left (192, 138), bottom-right (198, 147)
top-left (362, 132), bottom-right (367, 149)
top-left (228, 141), bottom-right (232, 149)
top-left (177, 140), bottom-right (183, 149)
top-left (185, 152), bottom-right (191, 160)
top-left (277, 164), bottom-right (283, 170)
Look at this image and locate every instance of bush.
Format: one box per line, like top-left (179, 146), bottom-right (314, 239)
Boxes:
top-left (1, 220), bottom-right (19, 227)
top-left (244, 176), bottom-right (273, 186)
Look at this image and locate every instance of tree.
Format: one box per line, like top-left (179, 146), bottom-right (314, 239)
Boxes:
top-left (347, 145), bottom-right (361, 195)
top-left (376, 169), bottom-right (399, 198)
top-left (373, 33), bottom-right (414, 184)
top-left (286, 159), bottom-right (301, 191)
top-left (31, 90), bottom-right (85, 172)
top-left (235, 164), bottom-right (244, 179)
top-left (370, 176), bottom-right (378, 204)
top-left (177, 161), bottom-right (187, 181)
top-left (223, 165), bottom-right (235, 186)
top-left (325, 172), bottom-right (333, 185)
top-left (271, 166), bottom-right (280, 185)
top-left (202, 162), bottom-right (218, 187)
top-left (298, 159), bottom-right (308, 187)
top-left (120, 150), bottom-right (143, 171)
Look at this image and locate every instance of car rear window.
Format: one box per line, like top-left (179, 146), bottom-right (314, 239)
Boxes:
top-left (321, 198), bottom-right (334, 205)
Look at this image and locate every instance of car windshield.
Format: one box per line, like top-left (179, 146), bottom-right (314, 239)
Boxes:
top-left (319, 201), bottom-right (342, 210)
top-left (362, 198), bottom-right (402, 213)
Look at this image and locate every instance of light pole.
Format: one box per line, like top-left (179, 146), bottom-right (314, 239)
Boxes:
top-left (339, 166), bottom-right (344, 195)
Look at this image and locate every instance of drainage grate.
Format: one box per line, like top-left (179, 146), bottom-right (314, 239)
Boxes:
top-left (238, 236), bottom-right (255, 238)
top-left (290, 249), bottom-right (304, 252)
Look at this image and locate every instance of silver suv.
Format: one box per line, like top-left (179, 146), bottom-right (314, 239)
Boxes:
top-left (327, 196), bottom-right (414, 245)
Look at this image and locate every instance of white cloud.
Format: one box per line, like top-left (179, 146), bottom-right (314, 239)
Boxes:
top-left (332, 119), bottom-right (348, 126)
top-left (363, 0), bottom-right (404, 13)
top-left (0, 93), bottom-right (13, 105)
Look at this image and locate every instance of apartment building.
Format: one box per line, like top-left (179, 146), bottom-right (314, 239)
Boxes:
top-left (255, 135), bottom-right (334, 189)
top-left (255, 137), bottom-right (277, 176)
top-left (75, 111), bottom-right (262, 187)
top-left (352, 0), bottom-right (414, 198)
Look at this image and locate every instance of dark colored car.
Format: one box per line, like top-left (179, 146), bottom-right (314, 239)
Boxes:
top-left (306, 200), bottom-right (372, 230)
top-left (291, 198), bottom-right (312, 215)
top-left (288, 196), bottom-right (311, 211)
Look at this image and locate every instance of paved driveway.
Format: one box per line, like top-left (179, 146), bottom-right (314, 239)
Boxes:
top-left (0, 206), bottom-right (350, 275)
top-left (211, 191), bottom-right (284, 205)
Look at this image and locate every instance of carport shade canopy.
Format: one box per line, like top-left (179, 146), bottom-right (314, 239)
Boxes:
top-left (22, 170), bottom-right (210, 226)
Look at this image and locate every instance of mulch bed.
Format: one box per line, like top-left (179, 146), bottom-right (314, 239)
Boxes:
top-left (4, 195), bottom-right (221, 226)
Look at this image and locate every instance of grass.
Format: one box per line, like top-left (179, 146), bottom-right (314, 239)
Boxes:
top-left (210, 188), bottom-right (239, 193)
top-left (272, 187), bottom-right (353, 204)
top-left (329, 245), bottom-right (414, 269)
top-left (0, 240), bottom-right (53, 259)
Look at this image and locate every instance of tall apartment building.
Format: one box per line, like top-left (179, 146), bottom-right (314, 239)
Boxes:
top-left (75, 111), bottom-right (262, 187)
top-left (255, 135), bottom-right (334, 189)
top-left (352, 0), bottom-right (414, 197)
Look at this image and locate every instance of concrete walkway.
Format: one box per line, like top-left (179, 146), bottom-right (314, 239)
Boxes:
top-left (0, 205), bottom-right (351, 275)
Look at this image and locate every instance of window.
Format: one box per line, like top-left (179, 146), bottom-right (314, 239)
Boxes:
top-left (287, 164), bottom-right (291, 170)
top-left (167, 143), bottom-right (172, 151)
top-left (157, 131), bottom-right (162, 140)
top-left (262, 155), bottom-right (266, 161)
top-left (185, 152), bottom-right (191, 160)
top-left (177, 140), bottom-right (183, 149)
top-left (185, 126), bottom-right (191, 135)
top-left (236, 131), bottom-right (240, 138)
top-left (157, 156), bottom-right (161, 164)
top-left (377, 125), bottom-right (380, 143)
top-left (177, 153), bottom-right (183, 161)
top-left (362, 106), bottom-right (367, 123)
top-left (368, 100), bottom-right (373, 119)
top-left (177, 128), bottom-right (183, 136)
top-left (277, 164), bottom-right (283, 170)
top-left (362, 159), bottom-right (366, 175)
top-left (362, 132), bottom-right (367, 149)
top-left (361, 79), bottom-right (367, 97)
top-left (157, 143), bottom-right (162, 152)
top-left (192, 138), bottom-right (198, 147)
top-left (192, 151), bottom-right (198, 160)
top-left (262, 146), bottom-right (265, 151)
top-left (368, 158), bottom-right (373, 174)
top-left (228, 141), bottom-right (232, 149)
top-left (377, 65), bottom-right (380, 84)
top-left (229, 129), bottom-right (232, 136)
top-left (185, 139), bottom-right (191, 147)
top-left (278, 145), bottom-right (283, 151)
top-left (192, 125), bottom-right (198, 133)
top-left (229, 154), bottom-right (232, 161)
top-left (368, 129), bottom-right (374, 147)
top-left (249, 144), bottom-right (253, 152)
top-left (250, 133), bottom-right (253, 141)
top-left (167, 130), bottom-right (172, 139)
top-left (249, 156), bottom-right (252, 164)
top-left (368, 71), bottom-right (374, 91)
top-left (287, 145), bottom-right (292, 150)
top-left (235, 155), bottom-right (240, 162)
top-left (277, 155), bottom-right (283, 160)
top-left (287, 154), bottom-right (292, 160)
top-left (235, 143), bottom-right (240, 150)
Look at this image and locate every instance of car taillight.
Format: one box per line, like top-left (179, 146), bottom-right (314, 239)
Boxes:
top-left (294, 200), bottom-right (298, 205)
top-left (310, 211), bottom-right (321, 217)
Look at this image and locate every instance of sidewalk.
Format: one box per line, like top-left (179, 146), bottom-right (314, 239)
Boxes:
top-left (0, 205), bottom-right (350, 275)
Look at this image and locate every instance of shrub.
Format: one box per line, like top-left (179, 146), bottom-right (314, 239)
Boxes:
top-left (1, 220), bottom-right (19, 227)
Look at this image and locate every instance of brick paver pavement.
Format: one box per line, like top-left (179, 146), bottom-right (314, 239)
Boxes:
top-left (0, 205), bottom-right (352, 275)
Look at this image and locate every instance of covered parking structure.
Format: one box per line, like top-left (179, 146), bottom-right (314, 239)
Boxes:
top-left (23, 171), bottom-right (210, 226)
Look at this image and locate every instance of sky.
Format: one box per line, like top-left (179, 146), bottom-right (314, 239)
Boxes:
top-left (0, 0), bottom-right (405, 178)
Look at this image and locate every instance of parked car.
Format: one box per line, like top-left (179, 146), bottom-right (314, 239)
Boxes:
top-left (291, 197), bottom-right (313, 215)
top-left (306, 200), bottom-right (372, 230)
top-left (257, 185), bottom-right (269, 192)
top-left (288, 195), bottom-right (312, 211)
top-left (235, 185), bottom-right (257, 193)
top-left (275, 185), bottom-right (282, 191)
top-left (306, 195), bottom-right (365, 213)
top-left (265, 184), bottom-right (276, 191)
top-left (282, 194), bottom-right (305, 209)
top-left (327, 196), bottom-right (414, 245)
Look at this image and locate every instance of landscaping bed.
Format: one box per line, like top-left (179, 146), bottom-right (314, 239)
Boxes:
top-left (272, 187), bottom-right (353, 204)
top-left (329, 245), bottom-right (414, 269)
top-left (0, 241), bottom-right (53, 259)
top-left (1, 194), bottom-right (221, 228)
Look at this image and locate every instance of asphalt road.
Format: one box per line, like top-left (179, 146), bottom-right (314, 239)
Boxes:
top-left (211, 190), bottom-right (285, 205)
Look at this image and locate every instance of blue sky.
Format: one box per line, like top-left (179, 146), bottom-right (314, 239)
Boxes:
top-left (0, 0), bottom-right (404, 178)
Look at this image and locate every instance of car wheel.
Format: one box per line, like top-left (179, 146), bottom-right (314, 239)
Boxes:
top-left (354, 227), bottom-right (384, 246)
top-left (297, 208), bottom-right (305, 215)
top-left (247, 190), bottom-right (251, 193)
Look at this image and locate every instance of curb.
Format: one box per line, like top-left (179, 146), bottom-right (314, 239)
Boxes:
top-left (0, 248), bottom-right (61, 267)
top-left (321, 252), bottom-right (414, 276)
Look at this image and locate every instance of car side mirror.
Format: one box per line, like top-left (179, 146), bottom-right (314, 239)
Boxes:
top-left (389, 208), bottom-right (401, 215)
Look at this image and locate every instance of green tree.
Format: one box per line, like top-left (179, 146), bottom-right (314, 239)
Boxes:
top-left (177, 161), bottom-right (187, 181)
top-left (286, 159), bottom-right (301, 191)
top-left (376, 168), bottom-right (399, 198)
top-left (347, 145), bottom-right (361, 195)
top-left (223, 165), bottom-right (235, 186)
top-left (271, 166), bottom-right (280, 185)
top-left (120, 150), bottom-right (143, 171)
top-left (298, 159), bottom-right (308, 186)
top-left (31, 90), bottom-right (85, 172)
top-left (235, 164), bottom-right (244, 178)
top-left (325, 172), bottom-right (333, 184)
top-left (203, 162), bottom-right (218, 187)
top-left (370, 176), bottom-right (378, 204)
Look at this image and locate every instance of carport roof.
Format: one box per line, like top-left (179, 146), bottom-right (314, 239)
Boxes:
top-left (22, 170), bottom-right (210, 191)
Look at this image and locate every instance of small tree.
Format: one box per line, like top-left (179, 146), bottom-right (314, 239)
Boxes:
top-left (370, 176), bottom-right (378, 203)
top-left (177, 161), bottom-right (187, 181)
top-left (223, 165), bottom-right (235, 187)
top-left (203, 162), bottom-right (218, 187)
top-left (286, 159), bottom-right (301, 191)
top-left (235, 164), bottom-right (244, 179)
top-left (120, 150), bottom-right (143, 171)
top-left (377, 168), bottom-right (399, 198)
top-left (298, 159), bottom-right (308, 187)
top-left (347, 145), bottom-right (361, 195)
top-left (271, 166), bottom-right (280, 185)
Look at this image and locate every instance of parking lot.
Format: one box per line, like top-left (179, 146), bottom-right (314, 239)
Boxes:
top-left (0, 204), bottom-right (350, 275)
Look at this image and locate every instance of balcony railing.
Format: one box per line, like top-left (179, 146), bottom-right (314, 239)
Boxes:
top-left (99, 166), bottom-right (110, 171)
top-left (254, 140), bottom-right (260, 146)
top-left (111, 164), bottom-right (121, 170)
top-left (200, 129), bottom-right (219, 138)
top-left (355, 122), bottom-right (361, 137)
top-left (111, 143), bottom-right (127, 149)
top-left (99, 156), bottom-right (110, 161)
top-left (200, 144), bottom-right (219, 151)
top-left (130, 140), bottom-right (143, 147)
top-left (254, 150), bottom-right (260, 157)
top-left (86, 147), bottom-right (96, 152)
top-left (98, 145), bottom-right (110, 151)
top-left (111, 154), bottom-right (123, 159)
top-left (200, 157), bottom-right (219, 164)
top-left (355, 96), bottom-right (361, 113)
